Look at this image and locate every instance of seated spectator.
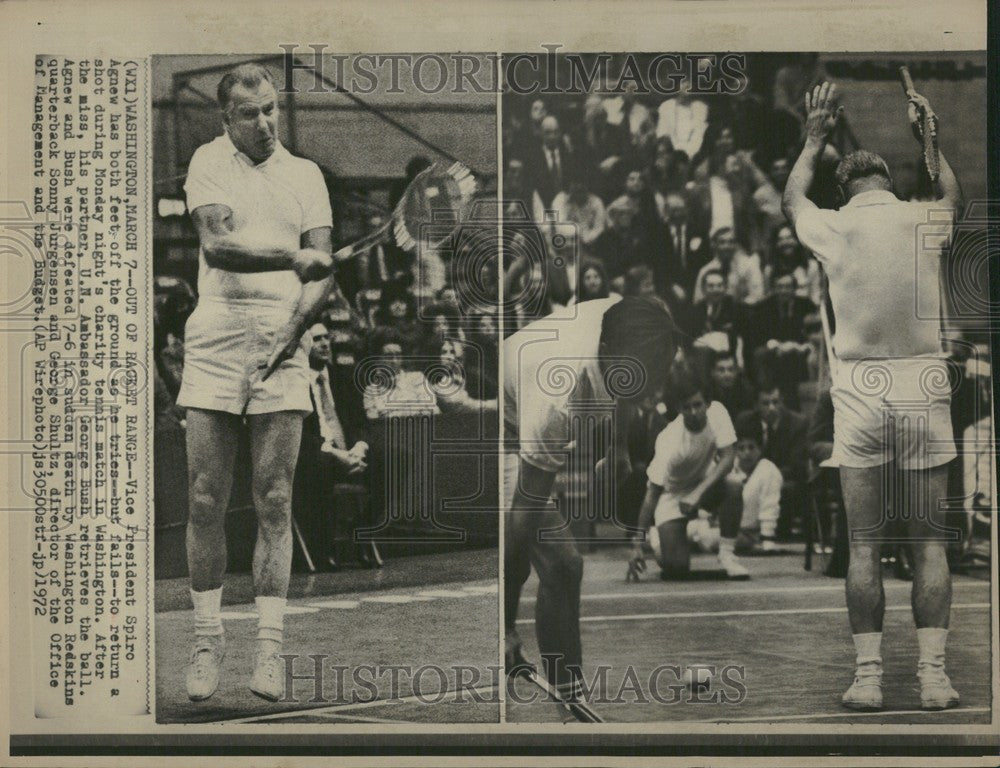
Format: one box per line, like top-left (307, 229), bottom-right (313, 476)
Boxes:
top-left (692, 227), bottom-right (765, 306)
top-left (295, 323), bottom-right (371, 568)
top-left (465, 310), bottom-right (499, 400)
top-left (740, 383), bottom-right (809, 540)
top-left (430, 338), bottom-right (498, 412)
top-left (551, 170), bottom-right (606, 260)
top-left (363, 329), bottom-right (439, 419)
top-left (656, 191), bottom-right (708, 302)
top-left (373, 281), bottom-right (421, 354)
top-left (578, 260), bottom-right (614, 303)
top-left (707, 349), bottom-right (756, 418)
top-left (592, 195), bottom-right (651, 282)
top-left (524, 114), bottom-right (579, 208)
top-left (655, 76), bottom-right (711, 159)
top-left (685, 269), bottom-right (745, 358)
top-left (577, 93), bottom-right (631, 196)
top-left (728, 411), bottom-right (784, 553)
top-left (608, 167), bottom-right (663, 238)
top-left (419, 301), bottom-right (465, 357)
top-left (503, 158), bottom-right (544, 224)
top-left (764, 224), bottom-right (823, 306)
top-left (747, 268), bottom-right (817, 406)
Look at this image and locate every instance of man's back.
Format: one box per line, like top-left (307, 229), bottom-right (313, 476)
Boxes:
top-left (793, 190), bottom-right (951, 359)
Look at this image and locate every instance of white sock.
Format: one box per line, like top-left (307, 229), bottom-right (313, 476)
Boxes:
top-left (191, 587), bottom-right (223, 637)
top-left (256, 596), bottom-right (286, 646)
top-left (852, 632), bottom-right (883, 673)
top-left (719, 537), bottom-right (736, 557)
top-left (916, 627), bottom-right (948, 673)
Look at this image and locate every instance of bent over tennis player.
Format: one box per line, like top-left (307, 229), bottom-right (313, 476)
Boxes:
top-left (783, 82), bottom-right (963, 711)
top-left (504, 295), bottom-right (676, 718)
top-left (177, 63), bottom-right (336, 702)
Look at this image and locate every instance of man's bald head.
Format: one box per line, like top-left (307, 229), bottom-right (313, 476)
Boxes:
top-left (541, 115), bottom-right (562, 149)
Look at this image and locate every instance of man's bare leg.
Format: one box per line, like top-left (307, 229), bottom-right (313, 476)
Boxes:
top-left (839, 464), bottom-right (888, 709)
top-left (901, 463), bottom-right (959, 709)
top-left (184, 407), bottom-right (241, 700)
top-left (655, 519), bottom-right (691, 577)
top-left (246, 410), bottom-right (303, 700)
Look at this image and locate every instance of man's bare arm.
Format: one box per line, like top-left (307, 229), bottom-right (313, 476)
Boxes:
top-left (261, 226), bottom-right (336, 380)
top-left (191, 204), bottom-right (331, 281)
top-left (686, 444), bottom-right (736, 509)
top-left (934, 151), bottom-right (963, 212)
top-left (782, 82), bottom-right (843, 225)
top-left (631, 481), bottom-right (664, 558)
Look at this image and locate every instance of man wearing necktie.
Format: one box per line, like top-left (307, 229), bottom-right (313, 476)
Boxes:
top-left (293, 324), bottom-right (370, 569)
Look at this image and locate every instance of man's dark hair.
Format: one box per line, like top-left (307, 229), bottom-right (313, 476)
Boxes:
top-left (217, 63), bottom-right (275, 111)
top-left (664, 363), bottom-right (706, 411)
top-left (756, 377), bottom-right (782, 399)
top-left (623, 264), bottom-right (654, 296)
top-left (701, 267), bottom-right (726, 291)
top-left (734, 410), bottom-right (764, 446)
top-left (600, 296), bottom-right (677, 394)
top-left (834, 150), bottom-right (892, 189)
top-left (712, 349), bottom-right (737, 368)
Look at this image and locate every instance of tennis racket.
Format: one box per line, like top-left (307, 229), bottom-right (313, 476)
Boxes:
top-left (333, 161), bottom-right (478, 263)
top-left (520, 669), bottom-right (604, 723)
top-left (900, 66), bottom-right (940, 182)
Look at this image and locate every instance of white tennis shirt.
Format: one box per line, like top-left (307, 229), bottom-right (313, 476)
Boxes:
top-left (504, 297), bottom-right (620, 473)
top-left (793, 190), bottom-right (952, 360)
top-left (184, 132), bottom-right (332, 303)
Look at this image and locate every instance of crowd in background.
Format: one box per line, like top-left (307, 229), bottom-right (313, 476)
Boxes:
top-left (501, 60), bottom-right (991, 565)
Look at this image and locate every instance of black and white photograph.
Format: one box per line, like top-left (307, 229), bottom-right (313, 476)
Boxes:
top-left (501, 51), bottom-right (993, 724)
top-left (150, 54), bottom-right (500, 723)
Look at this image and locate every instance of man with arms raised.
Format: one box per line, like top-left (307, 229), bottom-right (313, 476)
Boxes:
top-left (783, 82), bottom-right (963, 711)
top-left (178, 63), bottom-right (335, 702)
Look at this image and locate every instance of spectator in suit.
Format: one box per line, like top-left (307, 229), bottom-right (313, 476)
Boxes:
top-left (742, 382), bottom-right (809, 540)
top-left (685, 269), bottom-right (745, 357)
top-left (707, 349), bottom-right (756, 419)
top-left (294, 323), bottom-right (370, 569)
top-left (592, 196), bottom-right (651, 282)
top-left (577, 94), bottom-right (631, 198)
top-left (692, 227), bottom-right (765, 306)
top-left (747, 268), bottom-right (817, 406)
top-left (525, 115), bottom-right (578, 208)
top-left (656, 191), bottom-right (708, 302)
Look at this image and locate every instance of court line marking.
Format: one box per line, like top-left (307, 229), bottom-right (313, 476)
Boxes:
top-left (218, 683), bottom-right (501, 724)
top-left (521, 580), bottom-right (988, 604)
top-left (691, 706), bottom-right (990, 723)
top-left (516, 602), bottom-right (990, 625)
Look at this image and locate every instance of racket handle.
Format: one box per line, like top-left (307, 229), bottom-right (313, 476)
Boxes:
top-left (900, 66), bottom-right (917, 97)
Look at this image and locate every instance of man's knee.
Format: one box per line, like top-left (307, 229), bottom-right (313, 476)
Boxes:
top-left (188, 473), bottom-right (228, 528)
top-left (535, 546), bottom-right (583, 590)
top-left (255, 481), bottom-right (293, 528)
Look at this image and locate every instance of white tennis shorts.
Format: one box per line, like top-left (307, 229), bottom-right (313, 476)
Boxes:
top-left (177, 296), bottom-right (312, 416)
top-left (830, 355), bottom-right (956, 470)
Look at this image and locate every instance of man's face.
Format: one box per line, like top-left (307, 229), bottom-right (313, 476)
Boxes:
top-left (774, 275), bottom-right (796, 302)
top-left (680, 391), bottom-right (709, 433)
top-left (625, 171), bottom-right (644, 197)
top-left (736, 437), bottom-right (762, 473)
top-left (389, 299), bottom-right (408, 319)
top-left (711, 358), bottom-right (736, 389)
top-left (723, 154), bottom-right (742, 183)
top-left (775, 226), bottom-right (798, 256)
top-left (530, 99), bottom-right (547, 125)
top-left (440, 340), bottom-right (461, 364)
top-left (310, 329), bottom-right (332, 368)
top-left (758, 389), bottom-right (782, 426)
top-left (225, 80), bottom-right (278, 163)
top-left (438, 287), bottom-right (458, 307)
top-left (541, 117), bottom-right (561, 149)
top-left (704, 273), bottom-right (726, 301)
top-left (582, 267), bottom-right (603, 295)
top-left (712, 230), bottom-right (737, 262)
top-left (715, 127), bottom-right (735, 156)
top-left (666, 194), bottom-right (688, 225)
